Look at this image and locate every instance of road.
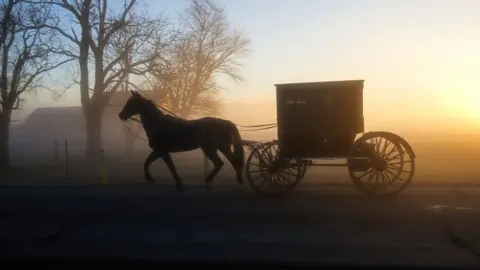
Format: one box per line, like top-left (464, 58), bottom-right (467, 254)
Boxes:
top-left (2, 183), bottom-right (480, 267)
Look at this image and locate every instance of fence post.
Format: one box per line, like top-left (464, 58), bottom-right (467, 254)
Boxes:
top-left (53, 139), bottom-right (58, 161)
top-left (64, 140), bottom-right (69, 177)
top-left (100, 149), bottom-right (108, 185)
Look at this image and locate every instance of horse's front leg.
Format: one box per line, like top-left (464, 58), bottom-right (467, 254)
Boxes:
top-left (160, 153), bottom-right (184, 192)
top-left (144, 151), bottom-right (161, 184)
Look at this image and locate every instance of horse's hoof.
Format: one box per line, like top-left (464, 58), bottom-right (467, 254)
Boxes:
top-left (205, 185), bottom-right (212, 192)
top-left (176, 185), bottom-right (184, 193)
top-left (237, 179), bottom-right (244, 186)
top-left (145, 176), bottom-right (155, 185)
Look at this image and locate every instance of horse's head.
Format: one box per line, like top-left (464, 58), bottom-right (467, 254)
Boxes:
top-left (119, 90), bottom-right (147, 121)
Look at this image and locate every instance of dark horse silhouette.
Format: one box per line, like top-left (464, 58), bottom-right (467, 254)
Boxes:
top-left (118, 90), bottom-right (245, 192)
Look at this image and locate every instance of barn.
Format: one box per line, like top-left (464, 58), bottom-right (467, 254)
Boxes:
top-left (10, 91), bottom-right (153, 161)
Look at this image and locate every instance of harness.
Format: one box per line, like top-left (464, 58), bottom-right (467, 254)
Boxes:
top-left (112, 97), bottom-right (278, 141)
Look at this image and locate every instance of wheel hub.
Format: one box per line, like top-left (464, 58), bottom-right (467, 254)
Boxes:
top-left (373, 158), bottom-right (388, 171)
top-left (268, 166), bottom-right (280, 173)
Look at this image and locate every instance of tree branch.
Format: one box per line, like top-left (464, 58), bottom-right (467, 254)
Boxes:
top-left (1, 0), bottom-right (73, 113)
top-left (103, 0), bottom-right (136, 46)
top-left (151, 0), bottom-right (250, 118)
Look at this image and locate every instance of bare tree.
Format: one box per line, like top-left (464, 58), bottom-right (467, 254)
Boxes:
top-left (109, 16), bottom-right (149, 154)
top-left (152, 0), bottom-right (250, 119)
top-left (0, 0), bottom-right (72, 170)
top-left (37, 0), bottom-right (175, 157)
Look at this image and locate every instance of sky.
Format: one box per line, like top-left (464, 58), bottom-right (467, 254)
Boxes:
top-left (21, 0), bottom-right (480, 134)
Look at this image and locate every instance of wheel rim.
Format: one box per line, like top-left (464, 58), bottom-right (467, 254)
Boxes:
top-left (349, 134), bottom-right (414, 195)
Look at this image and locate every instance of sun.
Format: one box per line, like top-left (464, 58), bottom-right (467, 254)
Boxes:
top-left (439, 90), bottom-right (480, 121)
top-left (464, 106), bottom-right (480, 120)
top-left (455, 101), bottom-right (480, 119)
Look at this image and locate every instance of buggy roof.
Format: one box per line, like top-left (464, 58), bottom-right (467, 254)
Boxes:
top-left (275, 80), bottom-right (364, 90)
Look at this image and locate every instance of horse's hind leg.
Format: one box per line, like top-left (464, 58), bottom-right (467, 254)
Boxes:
top-left (218, 146), bottom-right (243, 185)
top-left (201, 148), bottom-right (224, 192)
top-left (160, 153), bottom-right (184, 192)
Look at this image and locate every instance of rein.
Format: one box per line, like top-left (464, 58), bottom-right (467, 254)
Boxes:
top-left (107, 103), bottom-right (146, 140)
top-left (109, 98), bottom-right (278, 139)
top-left (122, 118), bottom-right (148, 141)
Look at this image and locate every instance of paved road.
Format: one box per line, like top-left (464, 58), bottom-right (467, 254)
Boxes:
top-left (2, 184), bottom-right (480, 267)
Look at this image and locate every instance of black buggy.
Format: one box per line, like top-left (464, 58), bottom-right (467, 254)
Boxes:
top-left (243, 80), bottom-right (416, 197)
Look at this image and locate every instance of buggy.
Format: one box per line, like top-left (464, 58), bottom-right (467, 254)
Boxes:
top-left (243, 80), bottom-right (416, 197)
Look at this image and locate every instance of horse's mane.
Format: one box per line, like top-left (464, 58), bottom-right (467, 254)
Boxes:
top-left (140, 95), bottom-right (187, 123)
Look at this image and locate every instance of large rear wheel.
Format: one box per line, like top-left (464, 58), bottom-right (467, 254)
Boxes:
top-left (348, 132), bottom-right (415, 197)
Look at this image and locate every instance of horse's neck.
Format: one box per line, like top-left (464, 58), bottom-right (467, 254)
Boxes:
top-left (139, 104), bottom-right (164, 127)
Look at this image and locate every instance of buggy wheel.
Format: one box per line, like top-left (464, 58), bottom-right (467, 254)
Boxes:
top-left (246, 141), bottom-right (306, 196)
top-left (348, 132), bottom-right (416, 197)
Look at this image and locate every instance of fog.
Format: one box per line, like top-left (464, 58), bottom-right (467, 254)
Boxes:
top-left (7, 99), bottom-right (480, 186)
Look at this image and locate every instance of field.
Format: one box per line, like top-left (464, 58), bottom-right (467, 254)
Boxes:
top-left (4, 134), bottom-right (480, 186)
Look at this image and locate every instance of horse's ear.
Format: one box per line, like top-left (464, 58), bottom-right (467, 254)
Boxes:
top-left (130, 89), bottom-right (136, 96)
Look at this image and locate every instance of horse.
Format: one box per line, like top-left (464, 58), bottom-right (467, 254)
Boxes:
top-left (118, 90), bottom-right (245, 192)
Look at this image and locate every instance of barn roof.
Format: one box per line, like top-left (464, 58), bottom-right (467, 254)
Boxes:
top-left (18, 106), bottom-right (84, 130)
top-left (27, 106), bottom-right (83, 118)
top-left (16, 90), bottom-right (156, 132)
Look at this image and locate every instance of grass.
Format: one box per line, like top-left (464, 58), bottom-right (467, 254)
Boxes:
top-left (4, 138), bottom-right (480, 186)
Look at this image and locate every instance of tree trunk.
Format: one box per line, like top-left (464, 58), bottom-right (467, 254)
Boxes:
top-left (85, 115), bottom-right (102, 160)
top-left (0, 113), bottom-right (11, 177)
top-left (123, 121), bottom-right (140, 155)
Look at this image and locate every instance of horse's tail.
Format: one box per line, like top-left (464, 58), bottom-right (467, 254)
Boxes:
top-left (229, 122), bottom-right (245, 173)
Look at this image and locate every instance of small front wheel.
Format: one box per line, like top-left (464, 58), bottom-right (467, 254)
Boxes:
top-left (246, 141), bottom-right (306, 196)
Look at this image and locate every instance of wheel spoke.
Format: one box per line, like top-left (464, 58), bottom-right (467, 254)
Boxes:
top-left (278, 171), bottom-right (294, 184)
top-left (382, 171), bottom-right (395, 187)
top-left (263, 150), bottom-right (274, 163)
top-left (389, 160), bottom-right (411, 165)
top-left (377, 137), bottom-right (386, 155)
top-left (251, 174), bottom-right (264, 182)
top-left (355, 167), bottom-right (374, 179)
top-left (380, 140), bottom-right (391, 157)
top-left (259, 178), bottom-right (269, 187)
top-left (365, 169), bottom-right (376, 185)
top-left (387, 165), bottom-right (411, 174)
top-left (374, 171), bottom-right (381, 189)
top-left (384, 167), bottom-right (404, 183)
top-left (373, 137), bottom-right (381, 153)
top-left (282, 169), bottom-right (298, 178)
top-left (379, 171), bottom-right (387, 192)
top-left (366, 170), bottom-right (379, 191)
top-left (385, 153), bottom-right (401, 162)
top-left (276, 176), bottom-right (286, 186)
top-left (382, 146), bottom-right (396, 160)
top-left (276, 172), bottom-right (290, 185)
